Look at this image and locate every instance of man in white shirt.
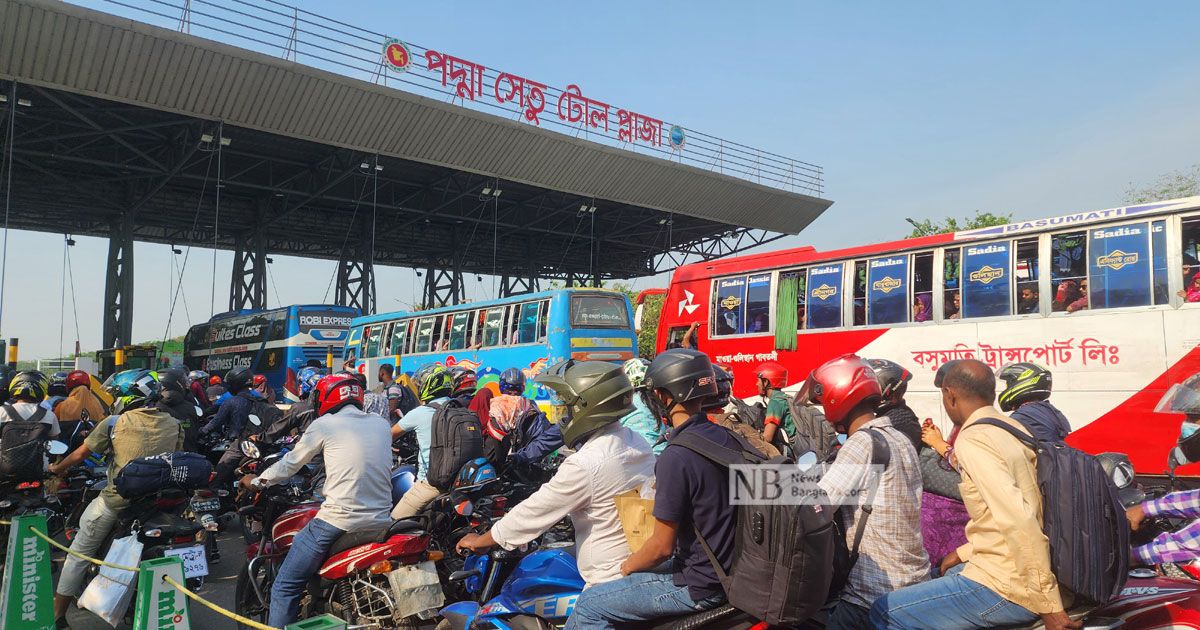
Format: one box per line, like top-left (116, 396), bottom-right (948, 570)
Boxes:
top-left (0, 370), bottom-right (62, 438)
top-left (457, 360), bottom-right (655, 586)
top-left (240, 373), bottom-right (392, 628)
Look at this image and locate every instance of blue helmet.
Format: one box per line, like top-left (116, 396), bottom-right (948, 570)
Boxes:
top-left (499, 368), bottom-right (526, 395)
top-left (454, 457), bottom-right (497, 489)
top-left (297, 366), bottom-right (327, 399)
top-left (390, 465), bottom-right (417, 503)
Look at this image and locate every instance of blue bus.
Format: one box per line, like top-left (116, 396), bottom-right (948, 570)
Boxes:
top-left (183, 304), bottom-right (359, 402)
top-left (345, 289), bottom-right (637, 411)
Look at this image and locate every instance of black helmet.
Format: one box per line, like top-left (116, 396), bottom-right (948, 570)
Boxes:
top-left (536, 360), bottom-right (634, 449)
top-left (865, 358), bottom-right (911, 406)
top-left (9, 370), bottom-right (50, 402)
top-left (499, 368), bottom-right (526, 395)
top-left (224, 368), bottom-right (253, 393)
top-left (996, 362), bottom-right (1052, 412)
top-left (1096, 452), bottom-right (1145, 507)
top-left (1155, 373), bottom-right (1200, 417)
top-left (644, 349), bottom-right (717, 406)
top-left (158, 368), bottom-right (189, 395)
top-left (187, 370), bottom-right (209, 385)
top-left (49, 371), bottom-right (69, 398)
top-left (702, 365), bottom-right (733, 413)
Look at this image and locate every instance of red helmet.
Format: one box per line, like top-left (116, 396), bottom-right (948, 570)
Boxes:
top-left (209, 375), bottom-right (222, 386)
top-left (65, 370), bottom-right (90, 391)
top-left (252, 374), bottom-right (267, 388)
top-left (806, 354), bottom-right (882, 427)
top-left (755, 361), bottom-right (788, 390)
top-left (313, 373), bottom-right (364, 416)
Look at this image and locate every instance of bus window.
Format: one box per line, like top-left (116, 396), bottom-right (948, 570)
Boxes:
top-left (867, 255), bottom-right (908, 325)
top-left (1088, 222), bottom-right (1152, 309)
top-left (1183, 216), bottom-right (1200, 302)
top-left (448, 312), bottom-right (471, 350)
top-left (745, 274), bottom-right (772, 333)
top-left (570, 294), bottom-right (631, 329)
top-left (1051, 231), bottom-right (1088, 312)
top-left (806, 263), bottom-right (843, 329)
top-left (364, 325), bottom-right (383, 358)
top-left (434, 315), bottom-right (449, 351)
top-left (413, 317), bottom-right (435, 353)
top-left (1014, 238), bottom-right (1040, 314)
top-left (504, 305), bottom-right (520, 345)
top-left (961, 242), bottom-right (1012, 318)
top-left (482, 307), bottom-right (504, 347)
top-left (1152, 220), bottom-right (1169, 305)
top-left (852, 261), bottom-right (866, 326)
top-left (944, 248), bottom-right (962, 319)
top-left (388, 320), bottom-right (407, 356)
top-left (713, 277), bottom-right (746, 335)
top-left (777, 270), bottom-right (806, 334)
top-left (517, 301), bottom-right (540, 344)
top-left (911, 252), bottom-right (933, 323)
top-left (536, 300), bottom-right (550, 341)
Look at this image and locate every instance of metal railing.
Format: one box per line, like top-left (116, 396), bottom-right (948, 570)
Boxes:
top-left (82, 0), bottom-right (824, 196)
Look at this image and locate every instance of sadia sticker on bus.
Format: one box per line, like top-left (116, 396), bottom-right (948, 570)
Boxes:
top-left (1090, 222), bottom-right (1152, 308)
top-left (807, 263), bottom-right (843, 329)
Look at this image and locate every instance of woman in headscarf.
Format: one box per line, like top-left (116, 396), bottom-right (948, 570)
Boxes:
top-left (913, 293), bottom-right (932, 322)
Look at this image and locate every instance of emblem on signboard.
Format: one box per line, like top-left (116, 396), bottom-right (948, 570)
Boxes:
top-left (811, 284), bottom-right (838, 300)
top-left (872, 276), bottom-right (902, 294)
top-left (668, 125), bottom-right (686, 150)
top-left (720, 295), bottom-right (743, 311)
top-left (968, 265), bottom-right (1004, 284)
top-left (382, 38), bottom-right (412, 73)
top-left (1096, 250), bottom-right (1139, 271)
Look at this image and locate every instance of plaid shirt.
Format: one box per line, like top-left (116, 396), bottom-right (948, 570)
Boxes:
top-left (1134, 489), bottom-right (1200, 564)
top-left (818, 416), bottom-right (930, 608)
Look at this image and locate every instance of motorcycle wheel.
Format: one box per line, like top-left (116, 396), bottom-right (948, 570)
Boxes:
top-left (235, 561), bottom-right (272, 630)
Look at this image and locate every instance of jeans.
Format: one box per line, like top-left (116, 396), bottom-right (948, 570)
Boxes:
top-left (868, 564), bottom-right (1039, 629)
top-left (268, 518), bottom-right (345, 628)
top-left (56, 497), bottom-right (121, 597)
top-left (827, 600), bottom-right (871, 630)
top-left (565, 571), bottom-right (726, 630)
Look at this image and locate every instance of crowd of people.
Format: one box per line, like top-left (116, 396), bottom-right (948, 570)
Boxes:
top-left (2, 347), bottom-right (1199, 630)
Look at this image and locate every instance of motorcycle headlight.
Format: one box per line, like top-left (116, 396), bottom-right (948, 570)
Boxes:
top-left (0, 499), bottom-right (13, 509)
top-left (241, 440), bottom-right (261, 459)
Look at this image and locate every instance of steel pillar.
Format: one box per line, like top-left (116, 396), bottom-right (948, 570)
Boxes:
top-left (334, 232), bottom-right (376, 315)
top-left (102, 213), bottom-right (134, 348)
top-left (423, 267), bottom-right (465, 309)
top-left (563, 272), bottom-right (600, 288)
top-left (499, 275), bottom-right (539, 298)
top-left (228, 203), bottom-right (267, 311)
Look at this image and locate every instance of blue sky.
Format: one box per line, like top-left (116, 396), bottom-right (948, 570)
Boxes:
top-left (6, 0), bottom-right (1200, 359)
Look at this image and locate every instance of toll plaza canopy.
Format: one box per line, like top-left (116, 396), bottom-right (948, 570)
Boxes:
top-left (0, 0), bottom-right (831, 342)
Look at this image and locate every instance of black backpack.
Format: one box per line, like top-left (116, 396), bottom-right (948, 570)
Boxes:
top-left (245, 397), bottom-right (284, 437)
top-left (827, 428), bottom-right (890, 600)
top-left (0, 405), bottom-right (52, 481)
top-left (787, 396), bottom-right (840, 463)
top-left (673, 428), bottom-right (834, 626)
top-left (425, 400), bottom-right (483, 491)
top-left (972, 419), bottom-right (1129, 605)
top-left (730, 397), bottom-right (767, 431)
top-left (114, 451), bottom-right (214, 499)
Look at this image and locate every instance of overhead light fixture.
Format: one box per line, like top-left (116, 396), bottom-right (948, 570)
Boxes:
top-left (476, 275), bottom-right (483, 282)
top-left (220, 137), bottom-right (231, 146)
top-left (200, 133), bottom-right (213, 143)
top-left (492, 189), bottom-right (502, 197)
top-left (588, 206), bottom-right (597, 213)
top-left (482, 187), bottom-right (492, 196)
top-left (658, 218), bottom-right (668, 225)
top-left (66, 238), bottom-right (77, 247)
top-left (172, 247), bottom-right (182, 255)
top-left (0, 95), bottom-right (32, 107)
top-left (579, 204), bottom-right (589, 213)
top-left (416, 271), bottom-right (424, 277)
top-left (266, 257), bottom-right (274, 264)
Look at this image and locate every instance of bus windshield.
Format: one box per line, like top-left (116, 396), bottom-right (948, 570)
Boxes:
top-left (570, 294), bottom-right (630, 329)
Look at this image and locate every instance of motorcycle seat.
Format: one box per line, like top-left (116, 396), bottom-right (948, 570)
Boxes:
top-left (140, 511), bottom-right (202, 538)
top-left (327, 527), bottom-right (388, 557)
top-left (622, 604), bottom-right (753, 630)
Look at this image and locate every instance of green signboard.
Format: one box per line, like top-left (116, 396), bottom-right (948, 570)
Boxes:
top-left (1, 514), bottom-right (55, 630)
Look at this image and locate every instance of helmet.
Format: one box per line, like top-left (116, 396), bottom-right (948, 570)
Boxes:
top-left (49, 372), bottom-right (69, 398)
top-left (224, 368), bottom-right (253, 393)
top-left (703, 365), bottom-right (734, 413)
top-left (1155, 373), bottom-right (1200, 417)
top-left (390, 465), bottom-right (416, 503)
top-left (454, 457), bottom-right (498, 489)
top-left (499, 368), bottom-right (526, 395)
top-left (448, 366), bottom-right (478, 397)
top-left (157, 368), bottom-right (189, 395)
top-left (105, 369), bottom-right (161, 414)
top-left (9, 370), bottom-right (50, 402)
top-left (413, 364), bottom-right (452, 402)
top-left (187, 370), bottom-right (209, 385)
top-left (865, 358), bottom-right (912, 405)
top-left (622, 358), bottom-right (651, 388)
top-left (536, 360), bottom-right (634, 449)
top-left (312, 373), bottom-right (364, 416)
top-left (66, 370), bottom-right (91, 391)
top-left (297, 366), bottom-right (326, 399)
top-left (755, 361), bottom-right (788, 390)
top-left (209, 375), bottom-right (222, 386)
top-left (252, 374), bottom-right (267, 389)
top-left (996, 362), bottom-right (1053, 412)
top-left (806, 354), bottom-right (882, 428)
top-left (1096, 452), bottom-right (1145, 507)
top-left (644, 349), bottom-right (717, 405)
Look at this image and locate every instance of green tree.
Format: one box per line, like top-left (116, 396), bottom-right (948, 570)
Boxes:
top-left (1124, 164), bottom-right (1200, 204)
top-left (637, 293), bottom-right (664, 359)
top-left (906, 210), bottom-right (1013, 238)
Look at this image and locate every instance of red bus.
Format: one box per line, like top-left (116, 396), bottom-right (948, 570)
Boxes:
top-left (654, 196), bottom-right (1200, 475)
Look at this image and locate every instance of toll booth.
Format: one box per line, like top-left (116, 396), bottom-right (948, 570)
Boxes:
top-left (95, 345), bottom-right (160, 380)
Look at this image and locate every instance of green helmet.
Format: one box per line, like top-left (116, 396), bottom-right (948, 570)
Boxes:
top-left (105, 369), bottom-right (162, 414)
top-left (996, 362), bottom-right (1052, 412)
top-left (622, 358), bottom-right (651, 388)
top-left (414, 364), bottom-right (453, 402)
top-left (536, 360), bottom-right (634, 449)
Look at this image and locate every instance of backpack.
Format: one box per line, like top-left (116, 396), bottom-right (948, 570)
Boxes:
top-left (672, 428), bottom-right (834, 626)
top-left (713, 412), bottom-right (780, 459)
top-left (425, 400), bottom-right (483, 491)
top-left (114, 451), bottom-right (214, 499)
top-left (730, 397), bottom-right (767, 432)
top-left (972, 419), bottom-right (1129, 605)
top-left (246, 397), bottom-right (284, 437)
top-left (787, 396), bottom-right (839, 462)
top-left (827, 428), bottom-right (890, 600)
top-left (0, 405), bottom-right (52, 481)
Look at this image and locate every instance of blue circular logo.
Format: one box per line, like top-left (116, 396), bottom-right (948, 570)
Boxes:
top-left (668, 125), bottom-right (686, 149)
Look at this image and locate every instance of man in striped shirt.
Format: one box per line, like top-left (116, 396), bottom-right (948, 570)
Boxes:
top-left (1128, 489), bottom-right (1200, 564)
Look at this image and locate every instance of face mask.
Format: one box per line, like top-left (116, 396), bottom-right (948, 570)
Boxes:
top-left (1182, 422), bottom-right (1200, 441)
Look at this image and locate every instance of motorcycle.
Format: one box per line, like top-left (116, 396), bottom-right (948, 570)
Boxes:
top-left (0, 440), bottom-right (69, 556)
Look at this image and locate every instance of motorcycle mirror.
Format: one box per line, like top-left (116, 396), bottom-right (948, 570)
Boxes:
top-left (47, 440), bottom-right (68, 455)
top-left (795, 451), bottom-right (819, 472)
top-left (241, 440), bottom-right (261, 459)
top-left (448, 569), bottom-right (481, 582)
top-left (194, 405), bottom-right (204, 416)
top-left (248, 414), bottom-right (262, 427)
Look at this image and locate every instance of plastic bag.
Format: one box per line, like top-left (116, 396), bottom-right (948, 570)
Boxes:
top-left (79, 535), bottom-right (142, 627)
top-left (386, 560), bottom-right (444, 619)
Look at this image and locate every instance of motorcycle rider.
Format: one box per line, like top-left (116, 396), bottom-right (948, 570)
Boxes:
top-left (205, 374), bottom-right (226, 401)
top-left (390, 364), bottom-right (456, 519)
top-left (810, 355), bottom-right (928, 628)
top-left (158, 368), bottom-right (204, 452)
top-left (1126, 372), bottom-right (1200, 565)
top-left (45, 371), bottom-right (69, 411)
top-left (756, 361), bottom-right (794, 451)
top-left (200, 368), bottom-right (258, 484)
top-left (258, 366), bottom-right (325, 443)
top-left (252, 374), bottom-right (276, 404)
top-left (380, 363), bottom-right (419, 419)
top-left (568, 349), bottom-right (731, 629)
top-left (865, 358), bottom-right (922, 450)
top-left (239, 372), bottom-right (393, 628)
top-left (187, 370), bottom-right (213, 410)
top-left (457, 360), bottom-right (656, 586)
top-left (48, 369), bottom-right (184, 627)
top-left (481, 384), bottom-right (563, 474)
top-left (707, 364), bottom-right (780, 458)
top-left (619, 358), bottom-right (666, 455)
top-left (447, 365), bottom-right (478, 408)
top-left (996, 362), bottom-right (1071, 442)
top-left (47, 370), bottom-right (105, 449)
top-left (0, 370), bottom-right (61, 439)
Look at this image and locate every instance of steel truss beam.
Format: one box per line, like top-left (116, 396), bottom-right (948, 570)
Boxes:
top-left (334, 228), bottom-right (376, 315)
top-left (229, 201), bottom-right (268, 311)
top-left (423, 266), bottom-right (465, 309)
top-left (102, 213), bottom-right (134, 348)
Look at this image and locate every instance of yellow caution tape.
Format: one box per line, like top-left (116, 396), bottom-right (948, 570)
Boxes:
top-left (26, 525), bottom-right (139, 572)
top-left (0, 519), bottom-right (9, 525)
top-left (161, 574), bottom-right (280, 630)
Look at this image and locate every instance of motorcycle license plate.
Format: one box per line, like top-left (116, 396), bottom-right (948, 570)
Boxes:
top-left (164, 544), bottom-right (209, 578)
top-left (191, 498), bottom-right (221, 513)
